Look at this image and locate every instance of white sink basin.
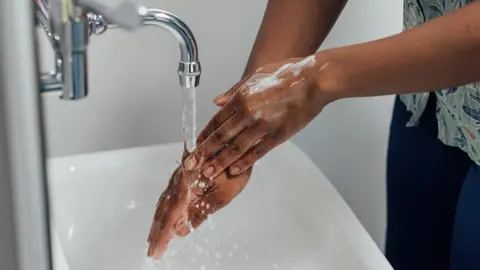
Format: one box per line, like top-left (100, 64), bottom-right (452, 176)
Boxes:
top-left (47, 141), bottom-right (392, 270)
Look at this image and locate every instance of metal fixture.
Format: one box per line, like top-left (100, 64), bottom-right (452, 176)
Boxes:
top-left (34, 0), bottom-right (201, 100)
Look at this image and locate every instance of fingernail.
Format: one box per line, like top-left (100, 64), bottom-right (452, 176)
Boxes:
top-left (185, 156), bottom-right (196, 170)
top-left (229, 166), bottom-right (240, 175)
top-left (214, 95), bottom-right (229, 104)
top-left (203, 166), bottom-right (214, 178)
top-left (213, 94), bottom-right (224, 102)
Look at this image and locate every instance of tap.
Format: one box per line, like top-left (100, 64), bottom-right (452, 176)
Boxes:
top-left (34, 0), bottom-right (201, 100)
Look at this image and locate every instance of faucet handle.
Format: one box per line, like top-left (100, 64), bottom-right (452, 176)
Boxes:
top-left (75, 0), bottom-right (142, 30)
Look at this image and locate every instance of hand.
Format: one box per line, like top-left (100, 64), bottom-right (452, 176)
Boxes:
top-left (184, 55), bottom-right (332, 179)
top-left (146, 148), bottom-right (252, 259)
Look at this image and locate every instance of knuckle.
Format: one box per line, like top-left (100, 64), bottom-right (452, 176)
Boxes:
top-left (195, 146), bottom-right (211, 163)
top-left (211, 130), bottom-right (225, 145)
top-left (252, 147), bottom-right (265, 160)
top-left (209, 118), bottom-right (221, 130)
top-left (213, 157), bottom-right (227, 169)
top-left (238, 155), bottom-right (253, 168)
top-left (189, 206), bottom-right (203, 220)
top-left (228, 143), bottom-right (243, 156)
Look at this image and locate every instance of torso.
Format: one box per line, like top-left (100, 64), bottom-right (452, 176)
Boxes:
top-left (401, 0), bottom-right (480, 164)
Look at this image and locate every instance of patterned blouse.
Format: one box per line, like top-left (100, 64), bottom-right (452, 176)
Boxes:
top-left (401, 0), bottom-right (480, 164)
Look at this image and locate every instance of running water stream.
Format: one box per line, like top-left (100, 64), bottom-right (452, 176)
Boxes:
top-left (182, 86), bottom-right (197, 152)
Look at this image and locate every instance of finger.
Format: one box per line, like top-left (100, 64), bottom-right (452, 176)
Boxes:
top-left (147, 174), bottom-right (188, 259)
top-left (197, 114), bottom-right (252, 173)
top-left (147, 193), bottom-right (177, 259)
top-left (186, 113), bottom-right (252, 172)
top-left (201, 123), bottom-right (268, 179)
top-left (184, 105), bottom-right (236, 170)
top-left (229, 135), bottom-right (280, 175)
top-left (147, 219), bottom-right (174, 259)
top-left (213, 80), bottom-right (245, 106)
top-left (196, 103), bottom-right (237, 146)
top-left (213, 92), bottom-right (232, 107)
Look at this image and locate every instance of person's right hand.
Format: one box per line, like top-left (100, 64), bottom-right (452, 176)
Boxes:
top-left (146, 148), bottom-right (252, 259)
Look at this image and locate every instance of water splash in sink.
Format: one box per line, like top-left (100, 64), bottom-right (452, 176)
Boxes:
top-left (182, 86), bottom-right (197, 152)
top-left (141, 217), bottom-right (250, 270)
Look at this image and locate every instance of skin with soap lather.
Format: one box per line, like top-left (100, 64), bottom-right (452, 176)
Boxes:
top-left (184, 57), bottom-right (334, 179)
top-left (146, 147), bottom-right (252, 259)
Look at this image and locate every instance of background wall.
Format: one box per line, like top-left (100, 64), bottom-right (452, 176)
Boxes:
top-left (39, 0), bottom-right (402, 249)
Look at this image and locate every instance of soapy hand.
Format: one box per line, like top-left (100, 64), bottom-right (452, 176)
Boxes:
top-left (184, 55), bottom-right (332, 179)
top-left (147, 148), bottom-right (252, 259)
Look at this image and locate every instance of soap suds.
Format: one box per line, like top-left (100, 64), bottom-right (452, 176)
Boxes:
top-left (289, 55), bottom-right (317, 76)
top-left (245, 55), bottom-right (317, 94)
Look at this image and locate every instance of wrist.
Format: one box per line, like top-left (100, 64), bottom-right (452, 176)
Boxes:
top-left (305, 48), bottom-right (353, 105)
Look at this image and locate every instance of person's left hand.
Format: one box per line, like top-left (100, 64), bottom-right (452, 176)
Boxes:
top-left (146, 148), bottom-right (252, 259)
top-left (183, 55), bottom-right (334, 179)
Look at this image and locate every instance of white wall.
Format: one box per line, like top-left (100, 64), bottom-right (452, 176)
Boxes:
top-left (293, 0), bottom-right (401, 249)
top-left (40, 0), bottom-right (402, 249)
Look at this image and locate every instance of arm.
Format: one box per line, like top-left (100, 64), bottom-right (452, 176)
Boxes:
top-left (213, 0), bottom-right (346, 105)
top-left (318, 1), bottom-right (480, 100)
top-left (242, 0), bottom-right (347, 78)
top-left (187, 1), bottom-right (480, 178)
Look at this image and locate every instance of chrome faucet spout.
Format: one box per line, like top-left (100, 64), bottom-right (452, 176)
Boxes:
top-left (141, 9), bottom-right (198, 63)
top-left (140, 9), bottom-right (201, 88)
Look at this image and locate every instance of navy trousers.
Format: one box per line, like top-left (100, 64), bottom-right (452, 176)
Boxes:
top-left (385, 95), bottom-right (480, 270)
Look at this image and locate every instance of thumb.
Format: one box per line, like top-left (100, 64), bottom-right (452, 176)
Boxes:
top-left (147, 170), bottom-right (187, 259)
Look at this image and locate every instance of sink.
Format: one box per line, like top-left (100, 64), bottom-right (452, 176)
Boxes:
top-left (47, 141), bottom-right (392, 270)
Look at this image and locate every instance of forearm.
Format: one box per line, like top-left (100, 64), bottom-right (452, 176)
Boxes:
top-left (317, 1), bottom-right (480, 100)
top-left (243, 0), bottom-right (347, 78)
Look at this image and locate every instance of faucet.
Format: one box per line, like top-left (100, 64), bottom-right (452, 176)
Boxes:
top-left (34, 0), bottom-right (201, 100)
